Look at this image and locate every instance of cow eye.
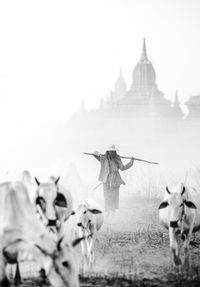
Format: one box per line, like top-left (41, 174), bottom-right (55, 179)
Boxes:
top-left (36, 197), bottom-right (46, 211)
top-left (83, 211), bottom-right (87, 214)
top-left (36, 196), bottom-right (45, 205)
top-left (62, 261), bottom-right (69, 268)
top-left (180, 203), bottom-right (184, 207)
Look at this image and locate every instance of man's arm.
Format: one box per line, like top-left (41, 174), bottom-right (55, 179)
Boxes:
top-left (117, 157), bottom-right (134, 171)
top-left (92, 151), bottom-right (101, 162)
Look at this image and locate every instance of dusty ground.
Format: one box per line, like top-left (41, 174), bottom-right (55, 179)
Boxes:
top-left (10, 196), bottom-right (200, 286)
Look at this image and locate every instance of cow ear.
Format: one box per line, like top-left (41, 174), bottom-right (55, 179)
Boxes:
top-left (181, 186), bottom-right (186, 195)
top-left (88, 208), bottom-right (102, 214)
top-left (35, 177), bottom-right (40, 186)
top-left (55, 176), bottom-right (60, 185)
top-left (22, 170), bottom-right (32, 184)
top-left (184, 201), bottom-right (197, 209)
top-left (158, 201), bottom-right (169, 209)
top-left (55, 192), bottom-right (67, 208)
top-left (166, 187), bottom-right (171, 194)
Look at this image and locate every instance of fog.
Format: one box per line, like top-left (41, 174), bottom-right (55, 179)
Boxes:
top-left (51, 111), bottom-right (200, 207)
top-left (0, 0), bottom-right (200, 201)
top-left (1, 103), bottom-right (199, 204)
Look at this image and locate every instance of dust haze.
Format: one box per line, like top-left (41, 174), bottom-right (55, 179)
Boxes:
top-left (1, 1), bottom-right (200, 285)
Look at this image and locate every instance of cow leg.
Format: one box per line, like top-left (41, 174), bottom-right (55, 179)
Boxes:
top-left (6, 264), bottom-right (13, 281)
top-left (87, 241), bottom-right (94, 269)
top-left (169, 228), bottom-right (181, 266)
top-left (88, 233), bottom-right (97, 265)
top-left (80, 239), bottom-right (89, 267)
top-left (171, 248), bottom-right (181, 267)
top-left (0, 252), bottom-right (9, 287)
top-left (78, 229), bottom-right (89, 268)
top-left (89, 249), bottom-right (95, 270)
top-left (7, 263), bottom-right (20, 284)
top-left (39, 268), bottom-right (48, 283)
top-left (85, 240), bottom-right (90, 266)
top-left (81, 239), bottom-right (88, 259)
top-left (183, 224), bottom-right (194, 267)
top-left (14, 263), bottom-right (21, 285)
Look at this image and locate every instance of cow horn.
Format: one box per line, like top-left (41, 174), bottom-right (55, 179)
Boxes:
top-left (35, 177), bottom-right (40, 186)
top-left (55, 176), bottom-right (60, 185)
top-left (166, 187), bottom-right (171, 194)
top-left (57, 236), bottom-right (64, 251)
top-left (181, 186), bottom-right (186, 195)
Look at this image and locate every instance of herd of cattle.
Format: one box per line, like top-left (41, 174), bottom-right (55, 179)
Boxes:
top-left (0, 170), bottom-right (199, 287)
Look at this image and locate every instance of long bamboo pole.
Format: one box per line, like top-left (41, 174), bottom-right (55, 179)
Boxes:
top-left (83, 152), bottom-right (159, 165)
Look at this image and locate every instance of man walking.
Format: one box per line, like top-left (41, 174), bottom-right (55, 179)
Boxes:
top-left (93, 144), bottom-right (134, 217)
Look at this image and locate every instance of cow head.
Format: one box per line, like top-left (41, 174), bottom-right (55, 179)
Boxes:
top-left (34, 176), bottom-right (68, 230)
top-left (46, 236), bottom-right (85, 287)
top-left (22, 171), bottom-right (68, 231)
top-left (34, 235), bottom-right (84, 287)
top-left (72, 203), bottom-right (102, 231)
top-left (158, 185), bottom-right (196, 228)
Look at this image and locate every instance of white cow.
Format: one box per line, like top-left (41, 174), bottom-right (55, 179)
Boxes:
top-left (0, 180), bottom-right (83, 287)
top-left (158, 183), bottom-right (198, 266)
top-left (72, 198), bottom-right (104, 266)
top-left (22, 170), bottom-right (73, 235)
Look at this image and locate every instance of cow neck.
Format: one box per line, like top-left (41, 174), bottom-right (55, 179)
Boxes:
top-left (179, 201), bottom-right (185, 233)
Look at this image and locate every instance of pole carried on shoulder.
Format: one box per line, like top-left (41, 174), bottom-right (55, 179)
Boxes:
top-left (119, 156), bottom-right (159, 165)
top-left (83, 152), bottom-right (159, 165)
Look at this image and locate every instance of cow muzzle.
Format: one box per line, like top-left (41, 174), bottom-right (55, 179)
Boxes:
top-left (170, 221), bottom-right (178, 228)
top-left (48, 219), bottom-right (57, 227)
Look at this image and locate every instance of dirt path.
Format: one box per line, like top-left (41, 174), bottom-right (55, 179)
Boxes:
top-left (10, 197), bottom-right (200, 286)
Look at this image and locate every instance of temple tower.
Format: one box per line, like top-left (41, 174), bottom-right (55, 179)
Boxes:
top-left (129, 38), bottom-right (157, 98)
top-left (113, 69), bottom-right (127, 101)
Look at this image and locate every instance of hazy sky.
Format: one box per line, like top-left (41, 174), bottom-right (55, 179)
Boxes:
top-left (0, 0), bottom-right (199, 174)
top-left (0, 0), bottom-right (200, 122)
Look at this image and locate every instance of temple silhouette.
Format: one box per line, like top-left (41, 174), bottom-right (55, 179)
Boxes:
top-left (97, 38), bottom-right (183, 119)
top-left (65, 39), bottom-right (200, 158)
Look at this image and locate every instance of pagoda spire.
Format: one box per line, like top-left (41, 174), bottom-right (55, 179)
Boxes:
top-left (141, 38), bottom-right (148, 61)
top-left (174, 90), bottom-right (179, 104)
top-left (171, 90), bottom-right (183, 117)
